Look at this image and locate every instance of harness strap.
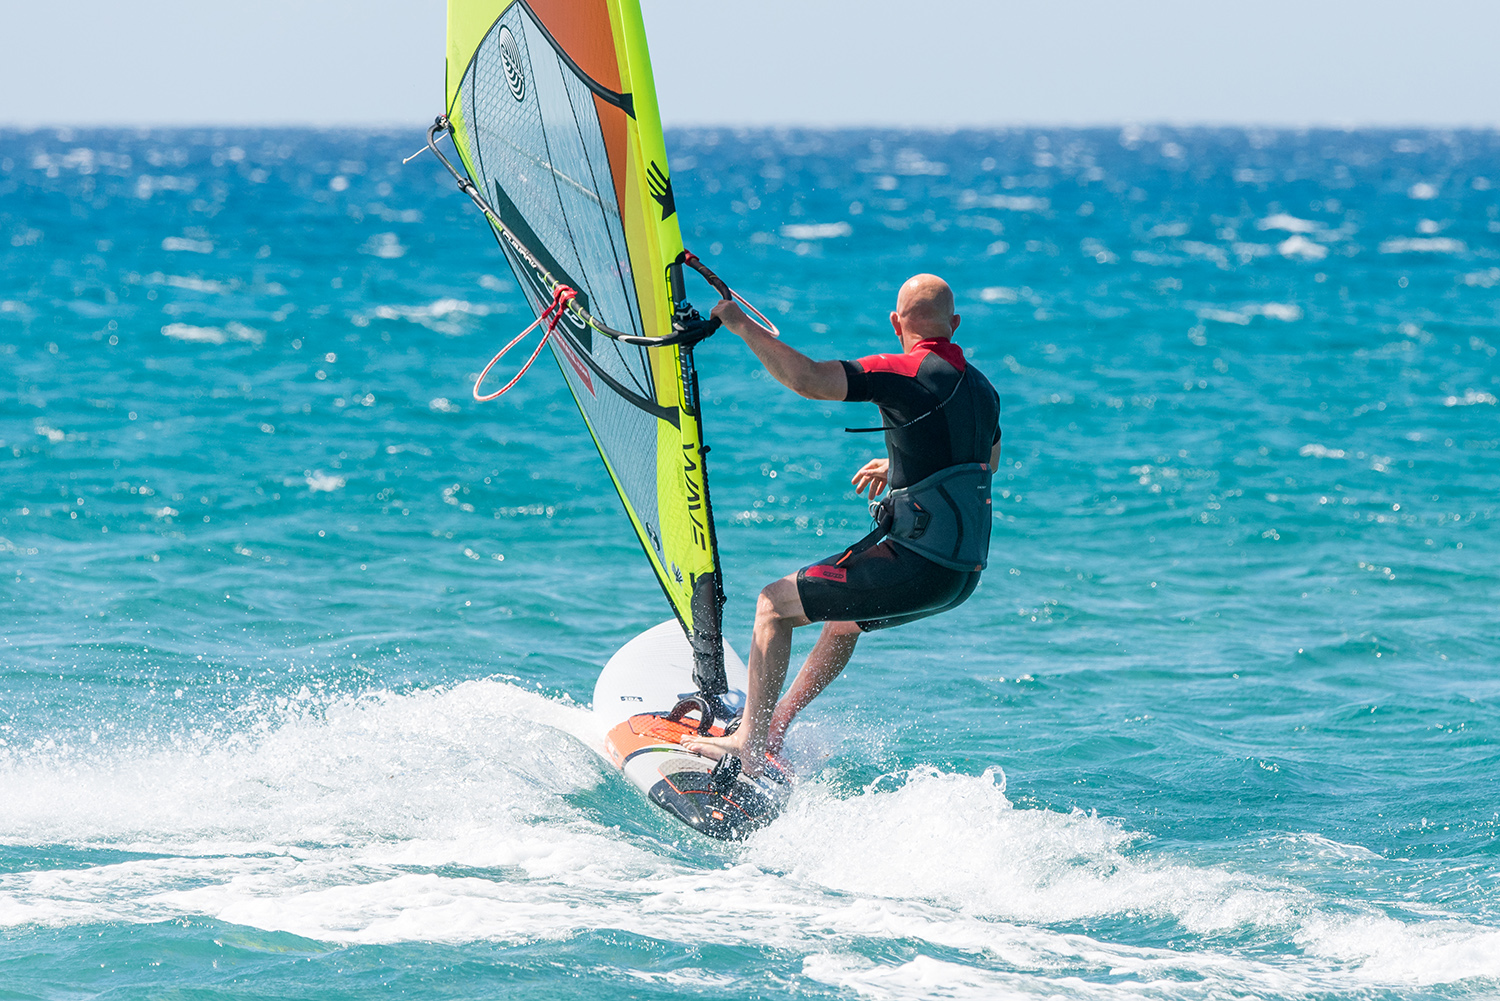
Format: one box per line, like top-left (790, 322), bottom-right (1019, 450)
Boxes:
top-left (833, 500), bottom-right (894, 567)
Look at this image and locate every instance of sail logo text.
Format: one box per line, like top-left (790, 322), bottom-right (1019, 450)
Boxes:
top-left (682, 443), bottom-right (707, 550)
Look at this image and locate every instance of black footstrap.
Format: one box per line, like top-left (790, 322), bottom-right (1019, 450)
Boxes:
top-left (708, 754), bottom-right (741, 793)
top-left (665, 696), bottom-right (715, 735)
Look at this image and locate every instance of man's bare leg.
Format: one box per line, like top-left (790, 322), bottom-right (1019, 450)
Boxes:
top-left (682, 573), bottom-right (807, 777)
top-left (766, 620), bottom-right (861, 755)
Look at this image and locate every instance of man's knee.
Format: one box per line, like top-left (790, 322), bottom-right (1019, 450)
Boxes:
top-left (756, 574), bottom-right (806, 624)
top-left (823, 619), bottom-right (862, 639)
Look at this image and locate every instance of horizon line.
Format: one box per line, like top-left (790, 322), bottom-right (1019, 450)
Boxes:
top-left (2, 120), bottom-right (1500, 134)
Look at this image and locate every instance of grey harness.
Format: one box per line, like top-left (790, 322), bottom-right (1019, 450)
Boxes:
top-left (877, 462), bottom-right (994, 572)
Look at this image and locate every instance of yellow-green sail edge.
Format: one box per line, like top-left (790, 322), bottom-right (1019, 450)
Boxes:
top-left (442, 0), bottom-right (729, 696)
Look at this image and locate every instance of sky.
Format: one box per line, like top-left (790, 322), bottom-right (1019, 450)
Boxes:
top-left (0, 0), bottom-right (1497, 128)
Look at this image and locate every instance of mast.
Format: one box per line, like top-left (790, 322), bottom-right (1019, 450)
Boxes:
top-left (669, 258), bottom-right (728, 700)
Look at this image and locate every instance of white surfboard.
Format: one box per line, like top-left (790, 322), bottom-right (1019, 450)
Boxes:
top-left (593, 619), bottom-right (747, 725)
top-left (594, 621), bottom-right (792, 840)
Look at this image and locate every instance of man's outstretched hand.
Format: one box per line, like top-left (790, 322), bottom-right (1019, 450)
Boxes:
top-left (852, 458), bottom-right (890, 498)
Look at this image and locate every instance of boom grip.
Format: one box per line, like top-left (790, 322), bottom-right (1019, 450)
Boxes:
top-left (674, 249), bottom-right (781, 338)
top-left (678, 250), bottom-right (732, 301)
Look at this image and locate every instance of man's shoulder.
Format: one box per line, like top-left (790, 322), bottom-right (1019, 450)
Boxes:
top-left (853, 339), bottom-right (961, 378)
top-left (852, 351), bottom-right (925, 378)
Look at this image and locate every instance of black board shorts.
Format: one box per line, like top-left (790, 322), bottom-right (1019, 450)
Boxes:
top-left (796, 538), bottom-right (981, 632)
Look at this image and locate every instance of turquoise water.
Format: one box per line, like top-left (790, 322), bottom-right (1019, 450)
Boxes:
top-left (2, 125), bottom-right (1499, 999)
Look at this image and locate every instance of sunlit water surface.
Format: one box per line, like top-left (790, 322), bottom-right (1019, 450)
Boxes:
top-left (2, 125), bottom-right (1499, 999)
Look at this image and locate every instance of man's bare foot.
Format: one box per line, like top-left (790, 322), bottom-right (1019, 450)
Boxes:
top-left (680, 732), bottom-right (764, 778)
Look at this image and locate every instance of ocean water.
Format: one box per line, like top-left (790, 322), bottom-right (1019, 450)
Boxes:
top-left (2, 123), bottom-right (1498, 999)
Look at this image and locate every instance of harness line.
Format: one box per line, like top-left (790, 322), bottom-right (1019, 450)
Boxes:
top-left (473, 285), bottom-right (579, 401)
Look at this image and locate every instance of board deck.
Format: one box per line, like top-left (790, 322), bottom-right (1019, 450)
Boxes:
top-left (594, 620), bottom-right (747, 727)
top-left (594, 621), bottom-right (793, 840)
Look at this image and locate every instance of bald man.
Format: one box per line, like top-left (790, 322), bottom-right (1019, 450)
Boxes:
top-left (687, 275), bottom-right (1001, 776)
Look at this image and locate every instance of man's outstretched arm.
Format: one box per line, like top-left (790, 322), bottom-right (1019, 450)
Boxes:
top-left (711, 299), bottom-right (847, 401)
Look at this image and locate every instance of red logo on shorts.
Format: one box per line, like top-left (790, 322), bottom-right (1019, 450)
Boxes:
top-left (805, 565), bottom-right (847, 582)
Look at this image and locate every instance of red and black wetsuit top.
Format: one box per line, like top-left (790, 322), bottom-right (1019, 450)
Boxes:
top-left (839, 338), bottom-right (1001, 489)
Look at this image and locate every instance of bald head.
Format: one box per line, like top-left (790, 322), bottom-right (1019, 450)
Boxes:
top-left (892, 273), bottom-right (959, 345)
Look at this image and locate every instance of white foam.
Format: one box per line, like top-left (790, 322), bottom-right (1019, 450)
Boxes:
top-left (1198, 308), bottom-right (1247, 325)
top-left (1255, 302), bottom-right (1303, 321)
top-left (225, 321), bottom-right (264, 344)
top-left (892, 149), bottom-right (948, 176)
top-left (1299, 444), bottom-right (1347, 458)
top-left (1231, 242), bottom-right (1273, 263)
top-left (959, 190), bottom-right (1049, 212)
top-left (1277, 235), bottom-right (1328, 261)
top-left (136, 176), bottom-right (197, 199)
top-left (1131, 250), bottom-right (1183, 267)
top-left (360, 232), bottom-right (406, 259)
top-left (1197, 302), bottom-right (1302, 324)
top-left (1080, 238), bottom-right (1117, 264)
top-left (1180, 241), bottom-right (1228, 267)
top-left (160, 322), bottom-right (262, 345)
top-left (5, 688), bottom-right (1500, 993)
top-left (161, 236), bottom-right (214, 254)
top-left (1380, 237), bottom-right (1467, 255)
top-left (1297, 905), bottom-right (1500, 984)
top-left (304, 470), bottom-right (346, 492)
top-left (147, 272), bottom-right (228, 294)
top-left (1257, 213), bottom-right (1317, 233)
top-left (975, 194), bottom-right (1049, 212)
top-left (780, 222), bottom-right (852, 240)
top-left (0, 680), bottom-right (600, 856)
top-left (1444, 389), bottom-right (1497, 407)
top-left (747, 767), bottom-right (1291, 932)
top-left (161, 323), bottom-right (226, 344)
top-left (365, 299), bottom-right (495, 335)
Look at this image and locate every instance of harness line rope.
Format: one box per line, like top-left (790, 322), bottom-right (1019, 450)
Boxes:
top-left (472, 286), bottom-right (578, 402)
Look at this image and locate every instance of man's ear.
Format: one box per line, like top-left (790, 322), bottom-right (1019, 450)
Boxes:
top-left (890, 311), bottom-right (902, 339)
top-left (950, 313), bottom-right (961, 334)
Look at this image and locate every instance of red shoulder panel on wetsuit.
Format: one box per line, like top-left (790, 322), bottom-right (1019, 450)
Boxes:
top-left (857, 338), bottom-right (966, 376)
top-left (922, 338), bottom-right (968, 372)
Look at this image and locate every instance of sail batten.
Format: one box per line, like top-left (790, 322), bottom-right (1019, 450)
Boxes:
top-left (443, 0), bottom-right (727, 694)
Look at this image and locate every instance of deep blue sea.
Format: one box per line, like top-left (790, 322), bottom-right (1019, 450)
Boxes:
top-left (2, 124), bottom-right (1499, 999)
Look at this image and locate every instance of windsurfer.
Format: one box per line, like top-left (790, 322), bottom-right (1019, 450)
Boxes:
top-left (684, 274), bottom-right (1002, 776)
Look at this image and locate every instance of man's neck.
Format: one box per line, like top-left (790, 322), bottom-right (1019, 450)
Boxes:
top-left (901, 334), bottom-right (951, 353)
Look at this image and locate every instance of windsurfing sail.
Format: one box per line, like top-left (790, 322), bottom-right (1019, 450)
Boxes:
top-left (434, 0), bottom-right (729, 697)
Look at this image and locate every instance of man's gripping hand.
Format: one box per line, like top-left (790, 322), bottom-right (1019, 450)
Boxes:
top-left (710, 298), bottom-right (754, 337)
